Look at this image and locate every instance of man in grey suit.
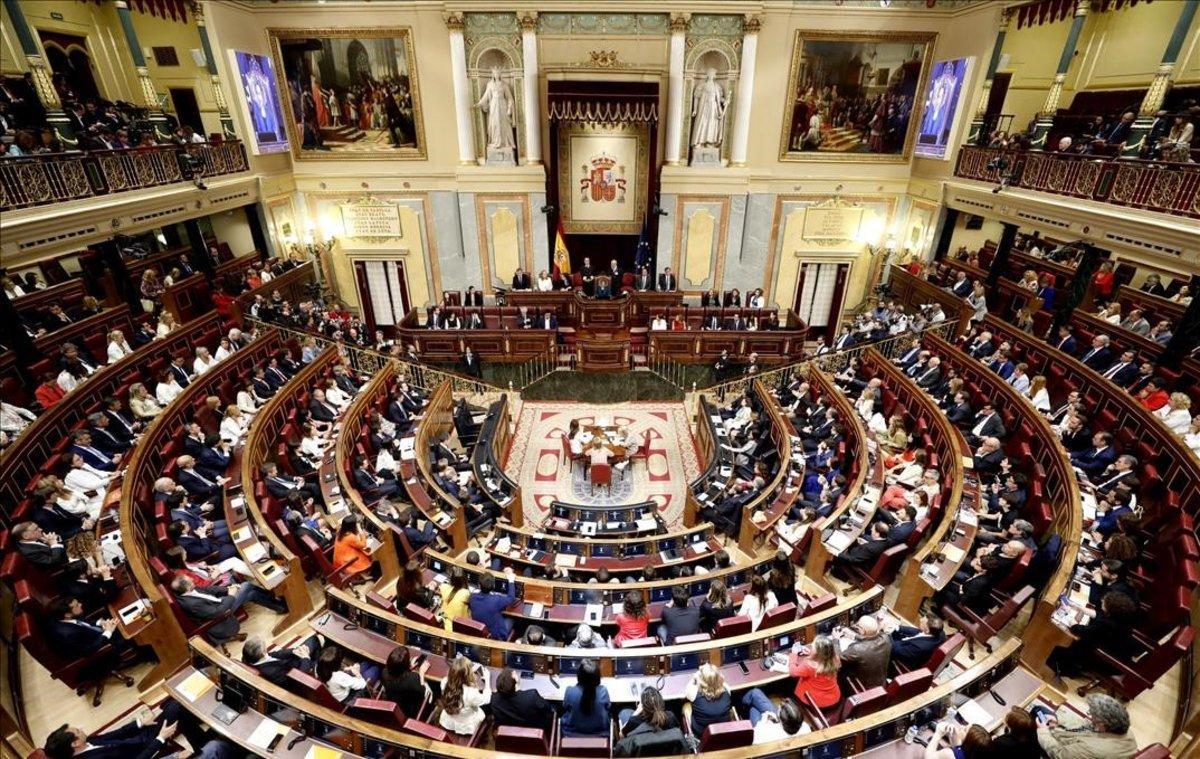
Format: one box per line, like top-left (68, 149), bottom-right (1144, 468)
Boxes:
top-left (838, 616), bottom-right (892, 689)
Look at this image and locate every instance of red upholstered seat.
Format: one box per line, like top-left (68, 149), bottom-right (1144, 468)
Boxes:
top-left (699, 720), bottom-right (754, 751)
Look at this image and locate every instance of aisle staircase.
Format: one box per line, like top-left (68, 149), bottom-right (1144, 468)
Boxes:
top-left (320, 124), bottom-right (366, 145)
top-left (819, 126), bottom-right (865, 152)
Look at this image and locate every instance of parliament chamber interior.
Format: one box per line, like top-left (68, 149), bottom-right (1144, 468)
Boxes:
top-left (1, 0), bottom-right (1199, 757)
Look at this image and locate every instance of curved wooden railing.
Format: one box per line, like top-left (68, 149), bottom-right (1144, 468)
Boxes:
top-left (802, 362), bottom-right (877, 584)
top-left (405, 380), bottom-right (469, 551)
top-left (922, 330), bottom-right (1082, 673)
top-left (0, 141), bottom-right (250, 211)
top-left (732, 379), bottom-right (800, 553)
top-left (334, 360), bottom-right (403, 586)
top-left (237, 345), bottom-right (333, 631)
top-left (888, 265), bottom-right (975, 336)
top-left (118, 327), bottom-right (281, 687)
top-left (955, 145), bottom-right (1200, 219)
top-left (178, 620), bottom-right (1028, 759)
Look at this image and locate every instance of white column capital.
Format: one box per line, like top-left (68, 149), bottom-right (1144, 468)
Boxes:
top-left (743, 15), bottom-right (762, 35)
top-left (669, 13), bottom-right (690, 34)
top-left (519, 11), bottom-right (538, 32)
top-left (444, 11), bottom-right (465, 31)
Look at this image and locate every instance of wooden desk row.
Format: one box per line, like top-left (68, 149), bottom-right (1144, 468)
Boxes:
top-left (507, 289), bottom-right (684, 326)
top-left (160, 252), bottom-right (263, 323)
top-left (238, 346), bottom-right (343, 631)
top-left (118, 328), bottom-right (284, 689)
top-left (172, 622), bottom-right (1033, 758)
top-left (486, 521), bottom-right (721, 577)
top-left (471, 395), bottom-right (521, 527)
top-left (228, 261), bottom-right (317, 326)
top-left (542, 500), bottom-right (665, 537)
top-left (401, 379), bottom-right (469, 551)
top-left (887, 266), bottom-right (975, 337)
top-left (321, 584), bottom-right (882, 691)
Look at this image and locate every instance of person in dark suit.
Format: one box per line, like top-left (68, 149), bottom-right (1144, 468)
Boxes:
top-left (264, 357), bottom-right (289, 390)
top-left (169, 519), bottom-right (239, 563)
top-left (251, 367), bottom-right (276, 401)
top-left (538, 310), bottom-right (557, 330)
top-left (1047, 591), bottom-right (1138, 677)
top-left (103, 397), bottom-right (142, 440)
top-left (888, 615), bottom-right (946, 670)
top-left (490, 667), bottom-right (556, 733)
top-left (465, 311), bottom-right (484, 329)
top-left (262, 461), bottom-right (323, 504)
top-left (966, 332), bottom-right (997, 360)
top-left (966, 406), bottom-right (1006, 446)
top-left (949, 272), bottom-right (973, 298)
top-left (1099, 350), bottom-right (1139, 387)
top-left (835, 521), bottom-right (891, 572)
top-left (1070, 432), bottom-right (1117, 477)
top-left (46, 597), bottom-right (136, 704)
top-left (913, 357), bottom-right (942, 389)
top-left (634, 267), bottom-right (653, 291)
top-left (177, 454), bottom-right (224, 500)
top-left (308, 389), bottom-right (339, 424)
top-left (511, 268), bottom-right (532, 290)
top-left (608, 258), bottom-right (622, 281)
top-left (353, 455), bottom-right (400, 500)
top-left (88, 413), bottom-right (131, 454)
top-left (164, 490), bottom-right (228, 539)
top-left (657, 268), bottom-right (677, 292)
top-left (945, 392), bottom-right (974, 429)
top-left (657, 586), bottom-right (701, 644)
top-left (30, 500), bottom-right (90, 539)
top-left (834, 328), bottom-right (855, 351)
top-left (171, 575), bottom-right (275, 645)
top-left (1078, 336), bottom-right (1114, 372)
top-left (882, 506), bottom-right (918, 545)
top-left (1086, 559), bottom-right (1138, 608)
top-left (43, 698), bottom-right (228, 759)
top-left (70, 430), bottom-right (120, 471)
top-left (972, 437), bottom-right (1005, 475)
top-left (1050, 325), bottom-right (1077, 354)
top-left (242, 633), bottom-right (322, 687)
top-left (168, 355), bottom-right (193, 388)
top-left (398, 506), bottom-right (438, 550)
top-left (197, 435), bottom-right (232, 478)
top-left (129, 321), bottom-right (158, 348)
top-left (460, 348), bottom-right (483, 378)
top-left (13, 522), bottom-right (116, 609)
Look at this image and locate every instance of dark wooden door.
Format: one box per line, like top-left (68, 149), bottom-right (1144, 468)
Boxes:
top-left (169, 88), bottom-right (204, 135)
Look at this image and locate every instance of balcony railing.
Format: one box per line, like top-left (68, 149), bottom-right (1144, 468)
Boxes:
top-left (0, 140), bottom-right (250, 212)
top-left (955, 145), bottom-right (1200, 219)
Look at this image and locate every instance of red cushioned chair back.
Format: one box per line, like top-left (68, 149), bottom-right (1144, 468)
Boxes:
top-left (714, 614), bottom-right (752, 639)
top-left (699, 720), bottom-right (754, 751)
top-left (760, 602), bottom-right (796, 630)
top-left (842, 685), bottom-right (888, 720)
top-left (452, 616), bottom-right (489, 638)
top-left (402, 718), bottom-right (449, 742)
top-left (886, 668), bottom-right (933, 704)
top-left (403, 603), bottom-right (438, 626)
top-left (559, 734), bottom-right (610, 758)
top-left (495, 725), bottom-right (550, 755)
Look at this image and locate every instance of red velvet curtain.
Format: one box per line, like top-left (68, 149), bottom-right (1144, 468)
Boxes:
top-left (1015, 0), bottom-right (1150, 29)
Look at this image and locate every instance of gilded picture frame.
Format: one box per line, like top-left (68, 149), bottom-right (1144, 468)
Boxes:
top-left (778, 30), bottom-right (937, 163)
top-left (268, 27), bottom-right (427, 161)
top-left (557, 121), bottom-right (649, 235)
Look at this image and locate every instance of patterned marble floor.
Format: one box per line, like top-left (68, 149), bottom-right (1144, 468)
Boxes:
top-left (504, 402), bottom-right (700, 529)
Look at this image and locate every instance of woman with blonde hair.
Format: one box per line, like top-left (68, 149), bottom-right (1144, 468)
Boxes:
top-left (1156, 392), bottom-right (1193, 433)
top-left (1025, 375), bottom-right (1050, 413)
top-left (685, 663), bottom-right (733, 736)
top-left (1095, 301), bottom-right (1122, 325)
top-left (700, 579), bottom-right (735, 634)
top-left (219, 404), bottom-right (247, 444)
top-left (156, 310), bottom-right (178, 338)
top-left (139, 269), bottom-right (164, 312)
top-left (880, 415), bottom-right (910, 463)
top-left (437, 657), bottom-right (490, 734)
top-left (128, 383), bottom-right (162, 420)
top-left (106, 329), bottom-right (133, 364)
top-left (163, 266), bottom-right (181, 287)
top-left (788, 634), bottom-right (840, 708)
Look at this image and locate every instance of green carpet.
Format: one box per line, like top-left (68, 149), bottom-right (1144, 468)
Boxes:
top-left (516, 370), bottom-right (685, 402)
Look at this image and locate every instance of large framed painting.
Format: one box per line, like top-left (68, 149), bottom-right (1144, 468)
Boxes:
top-left (269, 28), bottom-right (425, 160)
top-left (914, 57), bottom-right (973, 160)
top-left (779, 31), bottom-right (936, 162)
top-left (229, 51), bottom-right (289, 155)
top-left (557, 122), bottom-right (649, 235)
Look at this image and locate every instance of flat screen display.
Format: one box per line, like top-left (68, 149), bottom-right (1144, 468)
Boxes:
top-left (914, 57), bottom-right (972, 160)
top-left (230, 50), bottom-right (289, 154)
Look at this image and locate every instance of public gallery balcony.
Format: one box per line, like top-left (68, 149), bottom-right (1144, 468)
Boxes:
top-left (955, 145), bottom-right (1200, 220)
top-left (0, 140), bottom-right (250, 212)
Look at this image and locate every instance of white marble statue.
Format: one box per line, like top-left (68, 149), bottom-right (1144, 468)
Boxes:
top-left (690, 68), bottom-right (727, 148)
top-left (476, 68), bottom-right (515, 150)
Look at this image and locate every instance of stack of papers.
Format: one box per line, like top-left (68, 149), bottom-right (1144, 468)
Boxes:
top-left (243, 542), bottom-right (267, 564)
top-left (825, 531), bottom-right (853, 553)
top-left (942, 544), bottom-right (965, 564)
top-left (246, 718), bottom-right (289, 749)
top-left (554, 553), bottom-right (577, 568)
top-left (529, 602), bottom-right (545, 618)
top-left (176, 671), bottom-right (215, 702)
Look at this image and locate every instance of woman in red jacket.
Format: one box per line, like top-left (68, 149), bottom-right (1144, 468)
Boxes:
top-left (1092, 261), bottom-right (1116, 300)
top-left (35, 373), bottom-right (66, 409)
top-left (613, 590), bottom-right (649, 645)
top-left (788, 634), bottom-right (841, 708)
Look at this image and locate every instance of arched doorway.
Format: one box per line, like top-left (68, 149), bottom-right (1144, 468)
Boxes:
top-left (38, 31), bottom-right (101, 103)
top-left (346, 40), bottom-right (371, 85)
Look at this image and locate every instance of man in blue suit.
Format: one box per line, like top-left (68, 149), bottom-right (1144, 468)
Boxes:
top-left (176, 454), bottom-right (225, 500)
top-left (71, 430), bottom-right (120, 471)
top-left (888, 615), bottom-right (946, 669)
top-left (1070, 431), bottom-right (1118, 478)
top-left (468, 566), bottom-right (517, 639)
top-left (1077, 335), bottom-right (1114, 372)
top-left (46, 596), bottom-right (137, 694)
top-left (1099, 349), bottom-right (1139, 387)
top-left (1050, 325), bottom-right (1077, 354)
top-left (353, 456), bottom-right (400, 500)
top-left (197, 435), bottom-right (232, 478)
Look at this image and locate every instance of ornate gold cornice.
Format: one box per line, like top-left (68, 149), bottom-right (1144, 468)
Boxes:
top-left (743, 15), bottom-right (762, 35)
top-left (444, 12), bottom-right (465, 31)
top-left (669, 13), bottom-right (689, 34)
top-left (518, 12), bottom-right (538, 32)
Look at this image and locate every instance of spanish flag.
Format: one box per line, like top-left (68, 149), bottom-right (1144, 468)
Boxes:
top-left (553, 220), bottom-right (571, 275)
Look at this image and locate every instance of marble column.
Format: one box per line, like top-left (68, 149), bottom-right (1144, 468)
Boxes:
top-left (192, 0), bottom-right (235, 138)
top-left (519, 12), bottom-right (541, 165)
top-left (114, 1), bottom-right (160, 109)
top-left (664, 14), bottom-right (687, 165)
top-left (1125, 0), bottom-right (1199, 157)
top-left (1030, 0), bottom-right (1088, 150)
top-left (729, 15), bottom-right (761, 167)
top-left (968, 9), bottom-right (1010, 146)
top-left (445, 12), bottom-right (477, 165)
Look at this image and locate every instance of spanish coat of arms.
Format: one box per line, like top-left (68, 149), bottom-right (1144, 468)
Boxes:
top-left (579, 153), bottom-right (627, 204)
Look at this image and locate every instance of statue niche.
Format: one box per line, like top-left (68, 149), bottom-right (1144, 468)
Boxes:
top-left (472, 49), bottom-right (517, 166)
top-left (687, 51), bottom-right (732, 167)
